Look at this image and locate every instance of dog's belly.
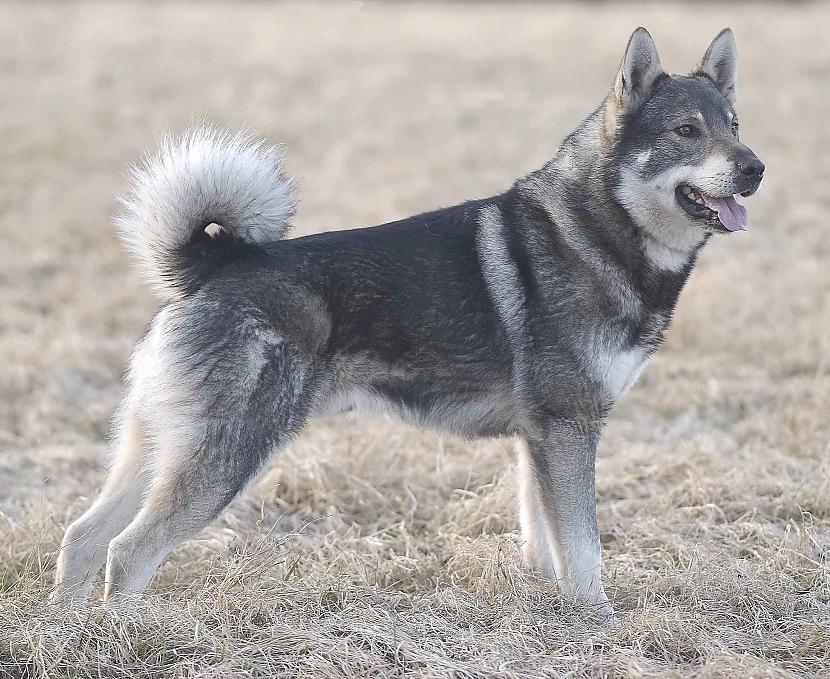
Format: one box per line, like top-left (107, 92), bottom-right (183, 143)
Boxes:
top-left (314, 381), bottom-right (517, 438)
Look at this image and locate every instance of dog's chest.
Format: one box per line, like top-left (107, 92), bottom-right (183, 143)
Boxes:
top-left (596, 343), bottom-right (652, 401)
top-left (592, 311), bottom-right (668, 402)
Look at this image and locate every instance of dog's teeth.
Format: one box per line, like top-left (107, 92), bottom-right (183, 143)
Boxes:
top-left (688, 192), bottom-right (696, 200)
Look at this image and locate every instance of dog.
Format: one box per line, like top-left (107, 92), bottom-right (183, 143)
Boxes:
top-left (53, 27), bottom-right (764, 621)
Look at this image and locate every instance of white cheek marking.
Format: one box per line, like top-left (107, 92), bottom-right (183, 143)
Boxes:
top-left (616, 154), bottom-right (736, 271)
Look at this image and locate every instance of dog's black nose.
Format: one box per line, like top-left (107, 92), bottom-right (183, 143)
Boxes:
top-left (737, 155), bottom-right (765, 179)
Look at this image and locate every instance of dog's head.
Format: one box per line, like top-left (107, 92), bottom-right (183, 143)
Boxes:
top-left (608, 28), bottom-right (764, 249)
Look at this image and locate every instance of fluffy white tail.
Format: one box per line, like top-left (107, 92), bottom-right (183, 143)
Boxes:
top-left (114, 125), bottom-right (297, 301)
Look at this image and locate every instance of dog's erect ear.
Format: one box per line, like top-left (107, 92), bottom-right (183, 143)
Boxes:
top-left (614, 27), bottom-right (664, 111)
top-left (696, 28), bottom-right (737, 104)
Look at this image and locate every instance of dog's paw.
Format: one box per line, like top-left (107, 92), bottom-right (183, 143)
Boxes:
top-left (49, 584), bottom-right (89, 607)
top-left (601, 612), bottom-right (622, 629)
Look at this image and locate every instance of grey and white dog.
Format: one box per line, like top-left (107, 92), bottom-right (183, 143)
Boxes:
top-left (54, 27), bottom-right (764, 620)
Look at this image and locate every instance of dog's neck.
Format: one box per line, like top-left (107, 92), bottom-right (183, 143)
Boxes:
top-left (515, 108), bottom-right (704, 321)
top-left (519, 107), bottom-right (705, 277)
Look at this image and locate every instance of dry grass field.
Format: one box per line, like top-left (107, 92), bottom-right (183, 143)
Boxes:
top-left (1, 1), bottom-right (829, 677)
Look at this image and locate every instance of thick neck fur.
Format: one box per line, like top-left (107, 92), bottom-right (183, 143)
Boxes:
top-left (514, 103), bottom-right (704, 319)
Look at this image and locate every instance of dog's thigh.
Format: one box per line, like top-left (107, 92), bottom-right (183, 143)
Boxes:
top-left (104, 328), bottom-right (318, 600)
top-left (525, 420), bottom-right (613, 618)
top-left (53, 402), bottom-right (148, 603)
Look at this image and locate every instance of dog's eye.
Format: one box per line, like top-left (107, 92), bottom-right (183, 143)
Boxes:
top-left (674, 125), bottom-right (700, 138)
top-left (731, 120), bottom-right (740, 137)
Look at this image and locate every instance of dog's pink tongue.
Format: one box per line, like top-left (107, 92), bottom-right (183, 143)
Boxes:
top-left (700, 193), bottom-right (748, 231)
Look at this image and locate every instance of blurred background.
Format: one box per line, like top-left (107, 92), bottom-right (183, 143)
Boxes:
top-left (1, 2), bottom-right (828, 677)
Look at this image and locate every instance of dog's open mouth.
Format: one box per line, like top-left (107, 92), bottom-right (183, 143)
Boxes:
top-left (675, 185), bottom-right (748, 232)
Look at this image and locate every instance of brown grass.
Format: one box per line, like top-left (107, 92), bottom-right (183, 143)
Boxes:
top-left (1, 1), bottom-right (829, 677)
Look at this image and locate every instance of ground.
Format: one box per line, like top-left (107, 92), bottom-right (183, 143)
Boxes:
top-left (1, 2), bottom-right (828, 677)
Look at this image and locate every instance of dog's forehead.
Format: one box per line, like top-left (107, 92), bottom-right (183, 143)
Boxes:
top-left (642, 75), bottom-right (733, 123)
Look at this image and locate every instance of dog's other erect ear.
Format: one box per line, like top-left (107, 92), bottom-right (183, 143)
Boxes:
top-left (696, 28), bottom-right (738, 104)
top-left (614, 27), bottom-right (663, 111)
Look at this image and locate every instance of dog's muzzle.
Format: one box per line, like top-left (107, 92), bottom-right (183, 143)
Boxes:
top-left (735, 149), bottom-right (765, 197)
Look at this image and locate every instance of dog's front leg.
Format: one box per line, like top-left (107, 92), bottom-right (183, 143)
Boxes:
top-left (523, 419), bottom-right (613, 620)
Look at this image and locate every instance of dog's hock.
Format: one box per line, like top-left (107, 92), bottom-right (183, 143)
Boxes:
top-left (614, 27), bottom-right (664, 111)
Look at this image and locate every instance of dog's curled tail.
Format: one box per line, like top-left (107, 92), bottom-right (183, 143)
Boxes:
top-left (114, 124), bottom-right (297, 301)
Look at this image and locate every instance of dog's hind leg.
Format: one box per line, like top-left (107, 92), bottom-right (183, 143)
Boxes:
top-left (524, 420), bottom-right (614, 621)
top-left (103, 329), bottom-right (318, 600)
top-left (52, 403), bottom-right (148, 603)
